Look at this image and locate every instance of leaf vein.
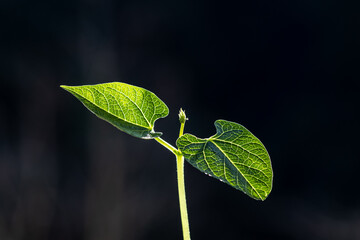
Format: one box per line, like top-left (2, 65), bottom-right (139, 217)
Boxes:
top-left (210, 140), bottom-right (263, 200)
top-left (107, 86), bottom-right (152, 128)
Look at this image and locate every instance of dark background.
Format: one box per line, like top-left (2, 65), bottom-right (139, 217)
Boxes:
top-left (1, 0), bottom-right (359, 239)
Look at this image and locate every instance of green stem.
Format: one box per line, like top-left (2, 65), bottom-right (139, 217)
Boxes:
top-left (179, 120), bottom-right (185, 137)
top-left (154, 137), bottom-right (179, 155)
top-left (154, 108), bottom-right (191, 240)
top-left (177, 115), bottom-right (191, 240)
top-left (176, 153), bottom-right (191, 240)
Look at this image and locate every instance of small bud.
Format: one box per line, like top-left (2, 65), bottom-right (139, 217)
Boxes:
top-left (178, 108), bottom-right (188, 124)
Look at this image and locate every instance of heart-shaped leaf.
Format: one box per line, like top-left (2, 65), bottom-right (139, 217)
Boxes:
top-left (61, 82), bottom-right (169, 139)
top-left (176, 120), bottom-right (273, 200)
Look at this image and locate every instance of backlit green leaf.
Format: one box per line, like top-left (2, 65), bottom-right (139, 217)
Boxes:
top-left (61, 82), bottom-right (169, 139)
top-left (176, 120), bottom-right (273, 200)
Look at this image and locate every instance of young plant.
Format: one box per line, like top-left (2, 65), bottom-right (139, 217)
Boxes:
top-left (61, 82), bottom-right (273, 240)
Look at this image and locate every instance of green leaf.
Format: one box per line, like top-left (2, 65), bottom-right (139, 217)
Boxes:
top-left (61, 82), bottom-right (169, 139)
top-left (176, 120), bottom-right (273, 200)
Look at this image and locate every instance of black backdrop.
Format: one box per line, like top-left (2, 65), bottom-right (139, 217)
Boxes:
top-left (1, 0), bottom-right (359, 239)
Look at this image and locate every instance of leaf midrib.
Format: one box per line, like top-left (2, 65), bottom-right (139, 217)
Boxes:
top-left (69, 87), bottom-right (152, 131)
top-left (211, 138), bottom-right (268, 167)
top-left (181, 135), bottom-right (269, 180)
top-left (107, 86), bottom-right (152, 128)
top-left (209, 140), bottom-right (263, 200)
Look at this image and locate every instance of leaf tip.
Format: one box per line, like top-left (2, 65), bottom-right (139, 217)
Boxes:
top-left (60, 85), bottom-right (77, 94)
top-left (60, 85), bottom-right (70, 90)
